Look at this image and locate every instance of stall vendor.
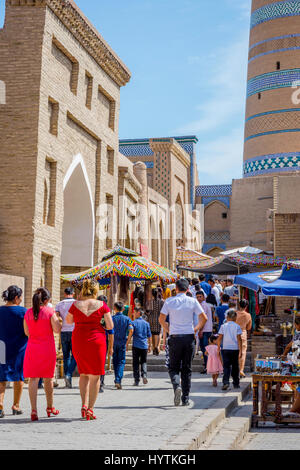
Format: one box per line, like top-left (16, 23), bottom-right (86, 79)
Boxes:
top-left (282, 317), bottom-right (300, 359)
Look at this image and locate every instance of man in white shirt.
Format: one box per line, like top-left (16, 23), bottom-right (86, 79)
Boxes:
top-left (208, 278), bottom-right (221, 306)
top-left (56, 288), bottom-right (76, 388)
top-left (159, 279), bottom-right (207, 407)
top-left (224, 279), bottom-right (238, 299)
top-left (196, 291), bottom-right (213, 373)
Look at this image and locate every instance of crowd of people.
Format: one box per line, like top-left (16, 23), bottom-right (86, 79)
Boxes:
top-left (2, 273), bottom-right (290, 422)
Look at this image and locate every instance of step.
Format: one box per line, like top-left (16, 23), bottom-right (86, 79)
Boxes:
top-left (202, 398), bottom-right (253, 450)
top-left (160, 379), bottom-right (252, 451)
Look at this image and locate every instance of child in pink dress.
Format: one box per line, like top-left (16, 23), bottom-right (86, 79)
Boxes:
top-left (205, 335), bottom-right (223, 387)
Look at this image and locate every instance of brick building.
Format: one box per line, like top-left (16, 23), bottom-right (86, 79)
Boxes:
top-left (196, 0), bottom-right (300, 258)
top-left (0, 0), bottom-right (202, 306)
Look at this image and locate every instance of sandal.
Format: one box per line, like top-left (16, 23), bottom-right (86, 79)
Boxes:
top-left (31, 410), bottom-right (38, 422)
top-left (86, 409), bottom-right (97, 421)
top-left (81, 406), bottom-right (88, 419)
top-left (12, 406), bottom-right (23, 416)
top-left (46, 407), bottom-right (60, 418)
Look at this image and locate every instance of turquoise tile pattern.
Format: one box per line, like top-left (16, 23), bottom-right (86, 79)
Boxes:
top-left (244, 152), bottom-right (300, 177)
top-left (247, 69), bottom-right (300, 97)
top-left (251, 1), bottom-right (300, 30)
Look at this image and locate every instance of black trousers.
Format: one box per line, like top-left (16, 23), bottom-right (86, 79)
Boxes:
top-left (168, 335), bottom-right (196, 399)
top-left (132, 347), bottom-right (148, 383)
top-left (222, 350), bottom-right (240, 386)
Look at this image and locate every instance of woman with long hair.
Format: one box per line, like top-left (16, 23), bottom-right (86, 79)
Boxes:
top-left (23, 288), bottom-right (61, 421)
top-left (0, 286), bottom-right (28, 418)
top-left (66, 280), bottom-right (113, 421)
top-left (147, 287), bottom-right (164, 356)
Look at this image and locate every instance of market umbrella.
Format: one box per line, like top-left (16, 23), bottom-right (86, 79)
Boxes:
top-left (220, 246), bottom-right (263, 256)
top-left (61, 245), bottom-right (180, 288)
top-left (177, 253), bottom-right (296, 276)
top-left (234, 264), bottom-right (300, 297)
top-left (176, 247), bottom-right (212, 263)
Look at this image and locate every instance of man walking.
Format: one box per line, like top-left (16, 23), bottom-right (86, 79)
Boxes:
top-left (56, 288), bottom-right (77, 388)
top-left (199, 274), bottom-right (211, 297)
top-left (208, 278), bottom-right (221, 306)
top-left (127, 308), bottom-right (152, 386)
top-left (159, 279), bottom-right (207, 407)
top-left (112, 302), bottom-right (133, 390)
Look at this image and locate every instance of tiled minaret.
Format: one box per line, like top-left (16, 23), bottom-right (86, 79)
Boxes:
top-left (244, 0), bottom-right (300, 178)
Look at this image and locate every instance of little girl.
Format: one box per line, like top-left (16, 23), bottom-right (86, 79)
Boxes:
top-left (205, 335), bottom-right (223, 387)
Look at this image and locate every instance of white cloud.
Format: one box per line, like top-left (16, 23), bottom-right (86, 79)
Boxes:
top-left (175, 4), bottom-right (251, 185)
top-left (178, 34), bottom-right (249, 135)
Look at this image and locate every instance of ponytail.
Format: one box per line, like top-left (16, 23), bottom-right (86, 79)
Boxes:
top-left (2, 285), bottom-right (23, 303)
top-left (32, 288), bottom-right (51, 321)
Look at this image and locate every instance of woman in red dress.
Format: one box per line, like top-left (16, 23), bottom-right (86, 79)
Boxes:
top-left (66, 280), bottom-right (113, 421)
top-left (23, 288), bottom-right (62, 421)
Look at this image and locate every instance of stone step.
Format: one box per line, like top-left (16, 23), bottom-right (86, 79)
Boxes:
top-left (160, 379), bottom-right (252, 451)
top-left (201, 398), bottom-right (253, 450)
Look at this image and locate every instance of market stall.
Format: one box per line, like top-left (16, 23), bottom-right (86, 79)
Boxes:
top-left (235, 263), bottom-right (300, 426)
top-left (177, 252), bottom-right (295, 276)
top-left (61, 245), bottom-right (180, 309)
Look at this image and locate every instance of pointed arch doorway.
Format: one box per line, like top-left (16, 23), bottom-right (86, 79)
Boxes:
top-left (61, 155), bottom-right (95, 269)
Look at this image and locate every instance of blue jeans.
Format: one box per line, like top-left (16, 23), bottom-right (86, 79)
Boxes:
top-left (61, 332), bottom-right (77, 379)
top-left (200, 332), bottom-right (212, 369)
top-left (113, 344), bottom-right (126, 384)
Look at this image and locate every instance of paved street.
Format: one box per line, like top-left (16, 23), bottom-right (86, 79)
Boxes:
top-left (244, 428), bottom-right (300, 450)
top-left (0, 372), bottom-right (250, 450)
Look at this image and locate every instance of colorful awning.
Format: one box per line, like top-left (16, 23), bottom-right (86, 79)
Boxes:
top-left (61, 245), bottom-right (179, 287)
top-left (176, 247), bottom-right (212, 263)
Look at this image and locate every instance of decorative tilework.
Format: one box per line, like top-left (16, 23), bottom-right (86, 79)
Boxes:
top-left (245, 128), bottom-right (300, 142)
top-left (119, 143), bottom-right (154, 157)
top-left (144, 161), bottom-right (154, 169)
top-left (202, 197), bottom-right (231, 209)
top-left (251, 1), bottom-right (300, 30)
top-left (205, 232), bottom-right (230, 242)
top-left (196, 185), bottom-right (232, 197)
top-left (249, 46), bottom-right (300, 63)
top-left (119, 136), bottom-right (198, 208)
top-left (246, 108), bottom-right (300, 122)
top-left (247, 69), bottom-right (300, 97)
top-left (244, 152), bottom-right (300, 177)
top-left (249, 34), bottom-right (300, 51)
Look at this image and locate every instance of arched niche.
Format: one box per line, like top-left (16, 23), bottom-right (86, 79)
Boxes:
top-left (175, 194), bottom-right (185, 247)
top-left (204, 200), bottom-right (230, 232)
top-left (159, 220), bottom-right (167, 267)
top-left (0, 81), bottom-right (6, 105)
top-left (207, 246), bottom-right (223, 257)
top-left (61, 155), bottom-right (95, 267)
top-left (150, 216), bottom-right (158, 263)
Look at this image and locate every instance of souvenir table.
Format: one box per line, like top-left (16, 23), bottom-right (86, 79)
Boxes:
top-left (252, 374), bottom-right (300, 427)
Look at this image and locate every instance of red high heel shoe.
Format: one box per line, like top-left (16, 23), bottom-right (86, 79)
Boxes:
top-left (81, 406), bottom-right (88, 419)
top-left (31, 410), bottom-right (38, 422)
top-left (46, 407), bottom-right (60, 418)
top-left (86, 409), bottom-right (97, 421)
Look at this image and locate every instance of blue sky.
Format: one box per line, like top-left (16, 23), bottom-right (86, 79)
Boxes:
top-left (0, 0), bottom-right (251, 185)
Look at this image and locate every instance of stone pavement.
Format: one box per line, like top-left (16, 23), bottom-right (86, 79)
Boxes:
top-left (0, 372), bottom-right (250, 450)
top-left (244, 428), bottom-right (300, 450)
